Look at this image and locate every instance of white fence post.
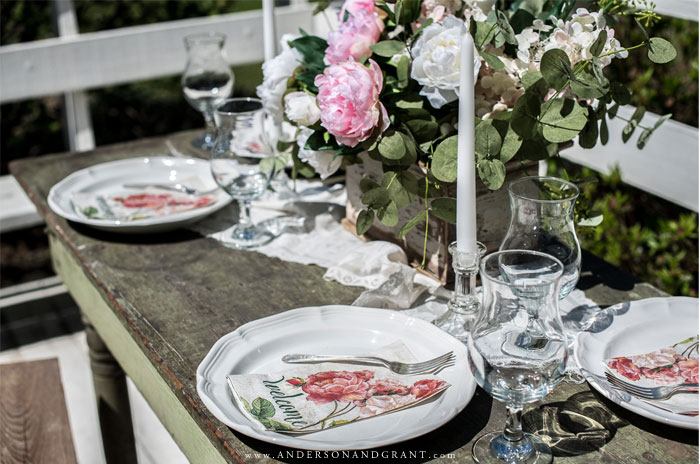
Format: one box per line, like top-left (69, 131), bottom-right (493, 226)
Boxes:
top-left (52, 0), bottom-right (95, 152)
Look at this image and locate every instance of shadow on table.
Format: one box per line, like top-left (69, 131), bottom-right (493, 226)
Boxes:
top-left (523, 390), bottom-right (627, 457)
top-left (68, 220), bottom-right (203, 245)
top-left (234, 387), bottom-right (494, 463)
top-left (588, 388), bottom-right (699, 446)
top-left (577, 250), bottom-right (638, 293)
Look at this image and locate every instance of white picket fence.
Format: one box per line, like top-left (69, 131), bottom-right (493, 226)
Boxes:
top-left (0, 0), bottom-right (698, 236)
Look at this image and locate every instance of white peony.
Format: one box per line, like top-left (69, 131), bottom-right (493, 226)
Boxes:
top-left (284, 92), bottom-right (321, 127)
top-left (296, 128), bottom-right (342, 180)
top-left (256, 34), bottom-right (302, 125)
top-left (410, 15), bottom-right (481, 109)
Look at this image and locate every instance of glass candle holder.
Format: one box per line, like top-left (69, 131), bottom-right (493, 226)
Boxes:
top-left (433, 241), bottom-right (487, 342)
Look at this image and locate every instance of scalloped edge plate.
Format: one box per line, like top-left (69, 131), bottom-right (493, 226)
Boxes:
top-left (196, 305), bottom-right (475, 450)
top-left (48, 156), bottom-right (232, 233)
top-left (574, 297), bottom-right (699, 429)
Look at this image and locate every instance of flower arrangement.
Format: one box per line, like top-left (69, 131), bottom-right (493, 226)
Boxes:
top-left (257, 0), bottom-right (676, 238)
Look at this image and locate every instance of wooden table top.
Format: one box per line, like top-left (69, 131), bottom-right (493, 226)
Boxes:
top-left (10, 130), bottom-right (698, 463)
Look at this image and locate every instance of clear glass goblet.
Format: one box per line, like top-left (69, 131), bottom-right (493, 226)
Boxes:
top-left (468, 250), bottom-right (568, 464)
top-left (500, 176), bottom-right (581, 300)
top-left (211, 98), bottom-right (274, 249)
top-left (182, 32), bottom-right (234, 151)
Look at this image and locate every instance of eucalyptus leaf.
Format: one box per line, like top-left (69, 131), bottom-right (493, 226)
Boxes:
top-left (522, 71), bottom-right (548, 98)
top-left (430, 197), bottom-right (457, 223)
top-left (590, 30), bottom-right (607, 57)
top-left (378, 130), bottom-right (407, 160)
top-left (600, 116), bottom-right (609, 145)
top-left (501, 126), bottom-right (523, 162)
top-left (570, 70), bottom-right (608, 99)
top-left (622, 106), bottom-right (646, 144)
top-left (377, 201), bottom-right (399, 227)
top-left (362, 188), bottom-right (391, 209)
top-left (578, 111), bottom-right (599, 149)
top-left (511, 91), bottom-right (541, 139)
top-left (382, 171), bottom-right (415, 208)
top-left (397, 210), bottom-right (428, 239)
top-left (406, 119), bottom-right (439, 143)
top-left (356, 209), bottom-right (375, 235)
top-left (474, 21), bottom-right (496, 47)
top-left (637, 128), bottom-right (652, 149)
top-left (370, 40), bottom-right (406, 58)
top-left (540, 49), bottom-right (571, 90)
top-left (397, 55), bottom-right (410, 88)
top-left (360, 178), bottom-right (380, 193)
top-left (509, 9), bottom-right (536, 34)
top-left (647, 37), bottom-right (677, 64)
top-left (496, 10), bottom-right (517, 45)
top-left (652, 113), bottom-right (672, 131)
top-left (431, 135), bottom-right (458, 183)
top-left (479, 50), bottom-right (505, 70)
top-left (607, 103), bottom-right (620, 118)
top-left (475, 121), bottom-right (502, 158)
top-left (610, 82), bottom-right (631, 105)
top-left (591, 57), bottom-right (608, 87)
top-left (540, 98), bottom-right (588, 143)
top-left (577, 212), bottom-right (603, 227)
top-left (477, 158), bottom-right (506, 190)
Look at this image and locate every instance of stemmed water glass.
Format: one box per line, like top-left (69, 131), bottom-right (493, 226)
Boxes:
top-left (210, 98), bottom-right (274, 249)
top-left (182, 32), bottom-right (234, 150)
top-left (467, 250), bottom-right (568, 464)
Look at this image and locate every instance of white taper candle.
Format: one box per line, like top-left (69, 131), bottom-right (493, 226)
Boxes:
top-left (262, 0), bottom-right (277, 62)
top-left (456, 31), bottom-right (477, 253)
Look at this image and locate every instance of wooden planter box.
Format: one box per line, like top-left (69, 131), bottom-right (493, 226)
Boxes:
top-left (345, 153), bottom-right (536, 284)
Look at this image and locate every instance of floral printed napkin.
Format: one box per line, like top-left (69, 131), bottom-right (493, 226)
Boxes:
top-left (72, 177), bottom-right (215, 221)
top-left (226, 341), bottom-right (450, 433)
top-left (605, 336), bottom-right (698, 414)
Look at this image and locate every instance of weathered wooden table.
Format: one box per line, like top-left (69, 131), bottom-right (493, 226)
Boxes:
top-left (10, 131), bottom-right (699, 464)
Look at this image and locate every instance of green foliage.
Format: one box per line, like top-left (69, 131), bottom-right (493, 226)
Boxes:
top-left (549, 160), bottom-right (698, 297)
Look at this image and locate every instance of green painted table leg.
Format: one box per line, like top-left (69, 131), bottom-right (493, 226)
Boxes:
top-left (84, 317), bottom-right (138, 464)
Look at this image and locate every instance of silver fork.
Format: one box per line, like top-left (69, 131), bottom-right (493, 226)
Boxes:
top-left (123, 183), bottom-right (219, 196)
top-left (282, 351), bottom-right (455, 375)
top-left (605, 372), bottom-right (699, 400)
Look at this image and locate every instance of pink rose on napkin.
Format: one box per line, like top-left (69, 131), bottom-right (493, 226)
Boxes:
top-left (324, 9), bottom-right (384, 65)
top-left (302, 370), bottom-right (374, 405)
top-left (410, 379), bottom-right (446, 399)
top-left (315, 59), bottom-right (390, 147)
top-left (367, 378), bottom-right (411, 396)
top-left (358, 394), bottom-right (416, 418)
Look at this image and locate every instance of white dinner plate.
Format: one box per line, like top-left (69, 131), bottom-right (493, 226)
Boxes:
top-left (48, 156), bottom-right (231, 233)
top-left (574, 297), bottom-right (699, 430)
top-left (196, 305), bottom-right (476, 450)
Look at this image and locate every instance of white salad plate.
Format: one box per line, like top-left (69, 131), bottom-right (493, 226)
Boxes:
top-left (196, 305), bottom-right (476, 450)
top-left (48, 156), bottom-right (231, 233)
top-left (574, 297), bottom-right (699, 430)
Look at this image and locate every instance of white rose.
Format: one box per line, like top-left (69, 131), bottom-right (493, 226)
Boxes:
top-left (284, 92), bottom-right (321, 127)
top-left (297, 128), bottom-right (342, 180)
top-left (256, 34), bottom-right (302, 124)
top-left (410, 15), bottom-right (481, 109)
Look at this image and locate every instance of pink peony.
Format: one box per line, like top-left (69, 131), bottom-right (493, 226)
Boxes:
top-left (340, 0), bottom-right (379, 18)
top-left (301, 370), bottom-right (374, 405)
top-left (315, 59), bottom-right (390, 147)
top-left (324, 9), bottom-right (384, 66)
